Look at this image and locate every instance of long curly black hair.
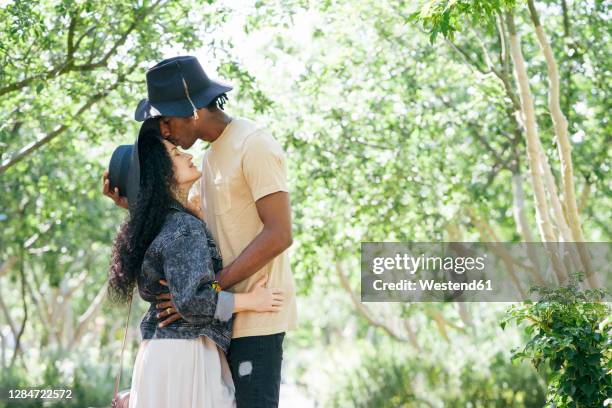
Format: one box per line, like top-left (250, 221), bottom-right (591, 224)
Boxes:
top-left (108, 118), bottom-right (177, 304)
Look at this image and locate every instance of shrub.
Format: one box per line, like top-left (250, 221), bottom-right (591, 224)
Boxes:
top-left (328, 348), bottom-right (545, 407)
top-left (502, 273), bottom-right (611, 407)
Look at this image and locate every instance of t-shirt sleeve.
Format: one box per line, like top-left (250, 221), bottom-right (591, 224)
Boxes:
top-left (242, 130), bottom-right (289, 201)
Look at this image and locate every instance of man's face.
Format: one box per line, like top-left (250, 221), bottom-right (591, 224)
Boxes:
top-left (158, 116), bottom-right (200, 149)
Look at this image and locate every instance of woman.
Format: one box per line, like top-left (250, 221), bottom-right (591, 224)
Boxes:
top-left (107, 118), bottom-right (284, 407)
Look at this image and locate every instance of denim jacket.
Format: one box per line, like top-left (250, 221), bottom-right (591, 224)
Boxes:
top-left (137, 202), bottom-right (235, 352)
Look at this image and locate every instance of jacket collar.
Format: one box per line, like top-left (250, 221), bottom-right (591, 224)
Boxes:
top-left (168, 199), bottom-right (187, 213)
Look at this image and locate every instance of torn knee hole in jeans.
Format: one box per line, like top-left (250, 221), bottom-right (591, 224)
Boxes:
top-left (238, 361), bottom-right (253, 377)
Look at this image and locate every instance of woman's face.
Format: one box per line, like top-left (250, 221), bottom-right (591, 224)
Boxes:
top-left (161, 139), bottom-right (201, 185)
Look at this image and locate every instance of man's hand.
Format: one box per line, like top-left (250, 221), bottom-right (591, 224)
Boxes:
top-left (102, 170), bottom-right (128, 210)
top-left (155, 279), bottom-right (184, 327)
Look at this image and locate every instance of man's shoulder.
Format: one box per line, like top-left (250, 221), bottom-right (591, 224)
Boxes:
top-left (239, 121), bottom-right (282, 153)
top-left (206, 117), bottom-right (282, 162)
top-left (231, 117), bottom-right (270, 142)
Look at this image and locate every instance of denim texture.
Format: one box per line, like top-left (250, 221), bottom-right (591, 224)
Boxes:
top-left (137, 202), bottom-right (233, 352)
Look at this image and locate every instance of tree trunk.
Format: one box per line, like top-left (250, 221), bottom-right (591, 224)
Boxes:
top-left (468, 208), bottom-right (529, 298)
top-left (505, 11), bottom-right (568, 284)
top-left (527, 0), bottom-right (598, 288)
top-left (511, 172), bottom-right (545, 285)
top-left (66, 282), bottom-right (109, 352)
top-left (536, 140), bottom-right (584, 275)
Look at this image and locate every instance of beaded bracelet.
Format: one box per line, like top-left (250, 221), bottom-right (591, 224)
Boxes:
top-left (211, 281), bottom-right (221, 293)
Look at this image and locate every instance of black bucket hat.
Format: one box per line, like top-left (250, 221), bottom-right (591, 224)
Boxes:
top-left (134, 55), bottom-right (232, 122)
top-left (107, 119), bottom-right (161, 214)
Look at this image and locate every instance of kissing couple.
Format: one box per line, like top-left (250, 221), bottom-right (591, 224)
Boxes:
top-left (104, 56), bottom-right (298, 407)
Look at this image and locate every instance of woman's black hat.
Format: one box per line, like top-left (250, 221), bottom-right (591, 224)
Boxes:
top-left (107, 119), bottom-right (161, 214)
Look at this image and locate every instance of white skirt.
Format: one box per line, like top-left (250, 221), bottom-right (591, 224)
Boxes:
top-left (128, 336), bottom-right (236, 408)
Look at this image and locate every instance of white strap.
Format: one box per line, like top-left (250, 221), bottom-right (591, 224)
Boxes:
top-left (114, 291), bottom-right (134, 395)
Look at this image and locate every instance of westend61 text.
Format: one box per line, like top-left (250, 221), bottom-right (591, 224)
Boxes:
top-left (373, 279), bottom-right (493, 292)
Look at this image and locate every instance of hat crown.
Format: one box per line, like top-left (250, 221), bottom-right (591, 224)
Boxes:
top-left (145, 56), bottom-right (211, 103)
top-left (134, 55), bottom-right (232, 121)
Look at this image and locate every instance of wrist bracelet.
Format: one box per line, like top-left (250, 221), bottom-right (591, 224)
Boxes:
top-left (211, 281), bottom-right (221, 293)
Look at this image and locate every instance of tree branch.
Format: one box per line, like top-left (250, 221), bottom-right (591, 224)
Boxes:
top-left (66, 12), bottom-right (78, 60)
top-left (578, 179), bottom-right (591, 213)
top-left (335, 261), bottom-right (417, 346)
top-left (66, 282), bottom-right (108, 352)
top-left (9, 249), bottom-right (28, 368)
top-left (471, 27), bottom-right (494, 72)
top-left (0, 0), bottom-right (162, 97)
top-left (467, 207), bottom-right (533, 296)
top-left (444, 37), bottom-right (490, 75)
top-left (0, 61), bottom-right (140, 175)
top-left (0, 293), bottom-right (18, 343)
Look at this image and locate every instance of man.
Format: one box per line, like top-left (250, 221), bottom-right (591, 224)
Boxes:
top-left (103, 56), bottom-right (297, 407)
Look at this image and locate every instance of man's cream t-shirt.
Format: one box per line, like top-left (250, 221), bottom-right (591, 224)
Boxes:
top-left (200, 117), bottom-right (298, 339)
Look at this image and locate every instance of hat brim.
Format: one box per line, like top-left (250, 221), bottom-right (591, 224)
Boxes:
top-left (107, 142), bottom-right (139, 215)
top-left (134, 81), bottom-right (232, 122)
top-left (108, 145), bottom-right (131, 195)
top-left (126, 138), bottom-right (140, 215)
top-left (108, 119), bottom-right (163, 215)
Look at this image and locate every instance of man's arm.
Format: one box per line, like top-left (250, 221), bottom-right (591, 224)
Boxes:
top-left (216, 191), bottom-right (292, 289)
top-left (155, 190), bottom-right (290, 325)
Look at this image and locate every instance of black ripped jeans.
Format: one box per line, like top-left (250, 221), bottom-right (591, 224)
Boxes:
top-left (226, 332), bottom-right (285, 408)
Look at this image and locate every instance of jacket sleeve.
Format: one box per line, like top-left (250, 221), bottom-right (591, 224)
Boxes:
top-left (161, 228), bottom-right (234, 323)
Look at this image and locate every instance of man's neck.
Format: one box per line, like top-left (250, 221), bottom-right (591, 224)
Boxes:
top-left (204, 112), bottom-right (233, 143)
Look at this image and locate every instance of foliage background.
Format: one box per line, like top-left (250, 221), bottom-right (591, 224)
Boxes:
top-left (0, 0), bottom-right (609, 406)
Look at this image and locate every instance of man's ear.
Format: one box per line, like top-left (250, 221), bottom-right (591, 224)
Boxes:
top-left (195, 107), bottom-right (211, 123)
